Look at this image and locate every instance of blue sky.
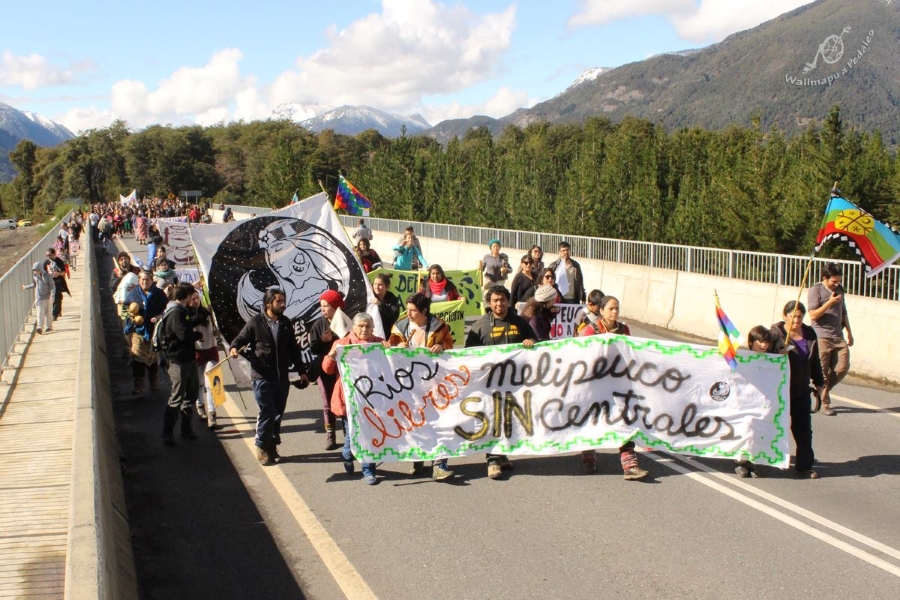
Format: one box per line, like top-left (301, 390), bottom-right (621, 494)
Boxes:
top-left (0, 0), bottom-right (814, 133)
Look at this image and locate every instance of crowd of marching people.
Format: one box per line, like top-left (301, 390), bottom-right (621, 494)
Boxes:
top-left (54, 198), bottom-right (851, 488)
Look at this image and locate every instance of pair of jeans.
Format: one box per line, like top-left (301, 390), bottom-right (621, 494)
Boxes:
top-left (251, 379), bottom-right (290, 449)
top-left (341, 418), bottom-right (375, 476)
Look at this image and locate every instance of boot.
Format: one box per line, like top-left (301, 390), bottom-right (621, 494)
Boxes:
top-left (207, 410), bottom-right (217, 430)
top-left (162, 406), bottom-right (179, 445)
top-left (181, 410), bottom-right (197, 440)
top-left (268, 443), bottom-right (281, 462)
top-left (324, 412), bottom-right (338, 450)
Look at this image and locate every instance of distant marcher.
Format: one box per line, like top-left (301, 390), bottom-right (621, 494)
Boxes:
top-left (733, 326), bottom-right (773, 478)
top-left (420, 264), bottom-right (460, 302)
top-left (771, 301), bottom-right (824, 479)
top-left (372, 273), bottom-right (402, 333)
top-left (352, 219), bottom-right (374, 243)
top-left (124, 270), bottom-right (168, 395)
top-left (355, 238), bottom-right (382, 273)
top-left (310, 290), bottom-right (347, 450)
top-left (510, 255), bottom-right (537, 306)
top-left (479, 238), bottom-right (511, 291)
top-left (22, 261), bottom-right (54, 334)
top-left (807, 262), bottom-right (853, 416)
top-left (393, 232), bottom-right (428, 271)
top-left (547, 241), bottom-right (586, 304)
top-left (194, 301), bottom-right (220, 430)
top-left (44, 248), bottom-right (70, 321)
top-left (527, 245), bottom-right (545, 275)
top-left (575, 289), bottom-right (605, 335)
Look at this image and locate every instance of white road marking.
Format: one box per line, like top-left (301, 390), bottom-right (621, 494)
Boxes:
top-left (647, 451), bottom-right (900, 578)
top-left (830, 393), bottom-right (900, 420)
top-left (219, 399), bottom-right (378, 600)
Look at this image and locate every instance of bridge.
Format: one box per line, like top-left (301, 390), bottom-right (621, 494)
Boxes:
top-left (1, 210), bottom-right (899, 599)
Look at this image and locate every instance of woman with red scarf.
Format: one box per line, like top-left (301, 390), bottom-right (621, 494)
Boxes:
top-left (419, 264), bottom-right (460, 302)
top-left (355, 238), bottom-right (383, 273)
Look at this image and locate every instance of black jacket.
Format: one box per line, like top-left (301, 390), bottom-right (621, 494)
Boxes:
top-left (770, 322), bottom-right (825, 398)
top-left (547, 257), bottom-right (586, 303)
top-left (230, 312), bottom-right (305, 382)
top-left (163, 304), bottom-right (202, 364)
top-left (465, 311), bottom-right (537, 347)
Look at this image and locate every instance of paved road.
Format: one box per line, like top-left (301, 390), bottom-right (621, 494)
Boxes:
top-left (108, 235), bottom-right (900, 600)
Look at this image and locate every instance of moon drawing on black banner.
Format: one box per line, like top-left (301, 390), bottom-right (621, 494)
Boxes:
top-left (208, 216), bottom-right (367, 342)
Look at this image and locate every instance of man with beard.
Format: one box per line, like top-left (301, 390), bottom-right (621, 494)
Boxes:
top-left (229, 287), bottom-right (309, 465)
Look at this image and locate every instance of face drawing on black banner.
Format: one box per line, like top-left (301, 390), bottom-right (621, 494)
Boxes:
top-left (208, 216), bottom-right (367, 342)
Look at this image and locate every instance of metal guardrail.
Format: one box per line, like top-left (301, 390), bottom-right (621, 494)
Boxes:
top-left (222, 204), bottom-right (899, 301)
top-left (0, 213), bottom-right (74, 372)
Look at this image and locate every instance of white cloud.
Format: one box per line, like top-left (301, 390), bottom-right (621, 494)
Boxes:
top-left (419, 86), bottom-right (535, 125)
top-left (271, 0), bottom-right (517, 110)
top-left (567, 0), bottom-right (815, 43)
top-left (57, 106), bottom-right (115, 134)
top-left (0, 51), bottom-right (89, 89)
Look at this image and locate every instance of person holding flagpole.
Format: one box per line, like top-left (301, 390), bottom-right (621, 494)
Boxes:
top-left (770, 301), bottom-right (824, 479)
top-left (807, 262), bottom-right (853, 416)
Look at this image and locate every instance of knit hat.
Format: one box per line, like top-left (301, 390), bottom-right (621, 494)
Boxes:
top-left (488, 238), bottom-right (501, 248)
top-left (319, 289), bottom-right (346, 310)
top-left (534, 284), bottom-right (556, 303)
top-left (32, 261), bottom-right (42, 271)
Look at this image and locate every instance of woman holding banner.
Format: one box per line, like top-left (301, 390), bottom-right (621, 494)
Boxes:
top-left (420, 264), bottom-right (460, 302)
top-left (323, 313), bottom-right (389, 485)
top-left (388, 292), bottom-right (455, 481)
top-left (372, 273), bottom-right (402, 332)
top-left (577, 295), bottom-right (649, 480)
top-left (770, 301), bottom-right (824, 479)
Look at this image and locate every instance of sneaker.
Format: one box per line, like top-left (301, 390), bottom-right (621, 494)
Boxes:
top-left (325, 431), bottom-right (338, 450)
top-left (796, 469), bottom-right (819, 479)
top-left (487, 462), bottom-right (503, 480)
top-left (410, 461), bottom-right (424, 475)
top-left (207, 411), bottom-right (217, 430)
top-left (196, 402), bottom-right (207, 419)
top-left (343, 459), bottom-right (355, 475)
top-left (363, 473), bottom-right (378, 485)
top-left (623, 466), bottom-right (649, 480)
top-left (161, 432), bottom-right (175, 446)
top-left (256, 446), bottom-right (274, 466)
top-left (432, 462), bottom-right (454, 481)
top-left (36, 328), bottom-right (42, 335)
top-left (734, 464), bottom-right (751, 478)
top-left (269, 445), bottom-right (281, 462)
top-left (823, 406), bottom-right (836, 416)
top-left (496, 456), bottom-right (513, 470)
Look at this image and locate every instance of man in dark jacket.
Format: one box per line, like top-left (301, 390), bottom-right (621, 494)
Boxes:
top-left (161, 283), bottom-right (203, 445)
top-left (547, 241), bottom-right (586, 304)
top-left (465, 285), bottom-right (537, 480)
top-left (229, 287), bottom-right (308, 465)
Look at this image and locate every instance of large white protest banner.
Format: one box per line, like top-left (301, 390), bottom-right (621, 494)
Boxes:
top-left (153, 219), bottom-right (194, 265)
top-left (337, 334), bottom-right (791, 468)
top-left (191, 193), bottom-right (376, 368)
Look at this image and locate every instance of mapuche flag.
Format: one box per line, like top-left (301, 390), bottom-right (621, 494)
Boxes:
top-left (815, 196), bottom-right (900, 277)
top-left (333, 175), bottom-right (372, 216)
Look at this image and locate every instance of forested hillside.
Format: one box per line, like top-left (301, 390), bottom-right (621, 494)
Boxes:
top-left (1, 107), bottom-right (897, 257)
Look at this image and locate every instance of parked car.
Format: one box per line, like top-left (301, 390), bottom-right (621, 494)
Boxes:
top-left (0, 219), bottom-right (16, 231)
top-left (17, 219), bottom-right (32, 227)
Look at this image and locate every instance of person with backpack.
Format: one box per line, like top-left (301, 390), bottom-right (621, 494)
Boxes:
top-left (159, 283), bottom-right (204, 446)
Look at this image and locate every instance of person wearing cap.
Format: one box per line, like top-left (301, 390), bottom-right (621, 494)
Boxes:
top-left (310, 289), bottom-right (347, 449)
top-left (519, 284), bottom-right (559, 341)
top-left (22, 261), bottom-right (54, 334)
top-left (547, 241), bottom-right (586, 304)
top-left (465, 285), bottom-right (537, 480)
top-left (479, 238), bottom-right (511, 291)
top-left (229, 287), bottom-right (308, 465)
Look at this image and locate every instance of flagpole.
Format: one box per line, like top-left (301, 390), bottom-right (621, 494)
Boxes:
top-left (784, 182), bottom-right (839, 347)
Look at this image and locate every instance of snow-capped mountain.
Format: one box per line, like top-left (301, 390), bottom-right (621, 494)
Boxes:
top-left (296, 105), bottom-right (431, 137)
top-left (565, 67), bottom-right (610, 91)
top-left (0, 102), bottom-right (74, 147)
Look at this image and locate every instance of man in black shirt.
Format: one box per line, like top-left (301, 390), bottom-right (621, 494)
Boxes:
top-left (465, 285), bottom-right (536, 480)
top-left (161, 283), bottom-right (203, 445)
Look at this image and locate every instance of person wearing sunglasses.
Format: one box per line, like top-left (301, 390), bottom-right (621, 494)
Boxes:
top-left (509, 255), bottom-right (538, 306)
